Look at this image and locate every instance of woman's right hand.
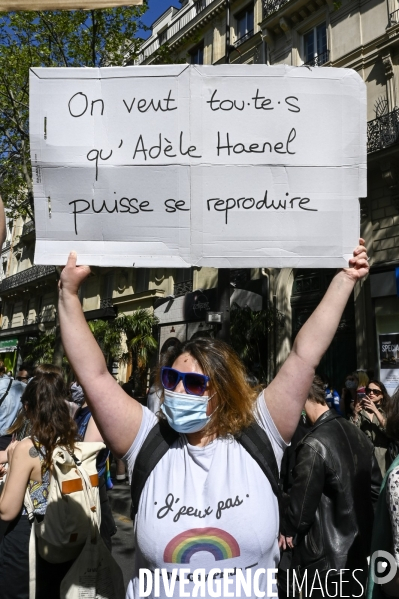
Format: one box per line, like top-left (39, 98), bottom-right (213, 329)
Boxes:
top-left (59, 251), bottom-right (91, 295)
top-left (354, 401), bottom-right (362, 414)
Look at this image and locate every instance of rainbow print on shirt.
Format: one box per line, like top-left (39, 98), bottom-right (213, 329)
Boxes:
top-left (163, 527), bottom-right (240, 563)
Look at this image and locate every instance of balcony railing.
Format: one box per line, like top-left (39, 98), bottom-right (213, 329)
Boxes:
top-left (0, 265), bottom-right (57, 293)
top-left (23, 313), bottom-right (55, 326)
top-left (22, 220), bottom-right (35, 237)
top-left (389, 8), bottom-right (399, 26)
top-left (263, 0), bottom-right (289, 18)
top-left (174, 280), bottom-right (193, 297)
top-left (304, 50), bottom-right (330, 66)
top-left (367, 108), bottom-right (399, 153)
top-left (234, 29), bottom-right (254, 47)
top-left (136, 0), bottom-right (216, 64)
top-left (100, 297), bottom-right (114, 309)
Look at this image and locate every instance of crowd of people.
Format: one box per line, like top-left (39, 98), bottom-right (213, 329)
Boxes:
top-left (0, 240), bottom-right (398, 599)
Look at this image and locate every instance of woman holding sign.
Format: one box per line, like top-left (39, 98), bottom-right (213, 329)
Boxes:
top-left (58, 241), bottom-right (369, 599)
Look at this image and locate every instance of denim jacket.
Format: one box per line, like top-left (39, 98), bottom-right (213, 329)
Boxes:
top-left (0, 377), bottom-right (26, 436)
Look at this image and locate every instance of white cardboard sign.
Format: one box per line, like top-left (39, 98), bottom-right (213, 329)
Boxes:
top-left (29, 64), bottom-right (366, 268)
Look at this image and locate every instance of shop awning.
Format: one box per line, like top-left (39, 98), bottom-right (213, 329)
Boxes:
top-left (0, 338), bottom-right (18, 353)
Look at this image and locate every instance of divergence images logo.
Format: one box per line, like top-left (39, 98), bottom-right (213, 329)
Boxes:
top-left (370, 551), bottom-right (398, 585)
top-left (163, 528), bottom-right (240, 564)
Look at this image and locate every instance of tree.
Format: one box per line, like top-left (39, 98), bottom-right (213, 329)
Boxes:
top-left (117, 311), bottom-right (159, 393)
top-left (0, 8), bottom-right (148, 368)
top-left (0, 7), bottom-right (147, 218)
top-left (88, 318), bottom-right (123, 364)
top-left (230, 302), bottom-right (284, 384)
top-left (89, 309), bottom-right (158, 393)
top-left (23, 327), bottom-right (57, 364)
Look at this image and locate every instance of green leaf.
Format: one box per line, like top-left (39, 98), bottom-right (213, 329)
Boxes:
top-left (0, 7), bottom-right (147, 217)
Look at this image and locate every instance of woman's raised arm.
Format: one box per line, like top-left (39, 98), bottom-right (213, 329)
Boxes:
top-left (58, 252), bottom-right (143, 457)
top-left (264, 240), bottom-right (369, 443)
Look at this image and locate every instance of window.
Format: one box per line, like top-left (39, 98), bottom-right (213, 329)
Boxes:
top-left (158, 28), bottom-right (168, 46)
top-left (235, 5), bottom-right (254, 46)
top-left (102, 271), bottom-right (114, 298)
top-left (173, 268), bottom-right (193, 296)
top-left (135, 269), bottom-right (149, 294)
top-left (190, 42), bottom-right (204, 65)
top-left (304, 23), bottom-right (328, 66)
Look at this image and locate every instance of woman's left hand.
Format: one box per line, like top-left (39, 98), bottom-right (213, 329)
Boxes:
top-left (286, 536), bottom-right (295, 549)
top-left (278, 534), bottom-right (287, 550)
top-left (343, 239), bottom-right (369, 282)
top-left (362, 397), bottom-right (378, 413)
top-left (363, 397), bottom-right (386, 426)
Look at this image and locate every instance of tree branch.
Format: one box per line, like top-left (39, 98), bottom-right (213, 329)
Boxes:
top-left (91, 10), bottom-right (97, 68)
top-left (38, 12), bottom-right (69, 68)
top-left (20, 138), bottom-right (33, 217)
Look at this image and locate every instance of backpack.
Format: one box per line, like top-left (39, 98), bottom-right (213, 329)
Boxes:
top-left (130, 420), bottom-right (281, 521)
top-left (24, 441), bottom-right (105, 564)
top-left (75, 407), bottom-right (109, 477)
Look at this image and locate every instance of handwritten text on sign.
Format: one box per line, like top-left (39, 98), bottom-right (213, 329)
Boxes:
top-left (29, 64), bottom-right (366, 268)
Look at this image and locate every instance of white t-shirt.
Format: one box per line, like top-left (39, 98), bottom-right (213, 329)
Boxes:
top-left (124, 394), bottom-right (287, 599)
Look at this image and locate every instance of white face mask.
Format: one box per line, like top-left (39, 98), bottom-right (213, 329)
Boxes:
top-left (161, 389), bottom-right (217, 434)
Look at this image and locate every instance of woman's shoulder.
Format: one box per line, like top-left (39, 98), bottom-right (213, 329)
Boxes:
top-left (14, 437), bottom-right (33, 453)
top-left (7, 438), bottom-right (41, 478)
top-left (15, 437), bottom-right (42, 460)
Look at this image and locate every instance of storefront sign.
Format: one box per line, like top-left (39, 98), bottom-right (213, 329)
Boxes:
top-left (0, 338), bottom-right (18, 353)
top-left (379, 333), bottom-right (399, 394)
top-left (30, 65), bottom-right (366, 268)
top-left (184, 289), bottom-right (216, 322)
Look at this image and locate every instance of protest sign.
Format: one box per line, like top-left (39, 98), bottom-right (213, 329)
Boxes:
top-left (0, 0), bottom-right (141, 9)
top-left (29, 64), bottom-right (366, 267)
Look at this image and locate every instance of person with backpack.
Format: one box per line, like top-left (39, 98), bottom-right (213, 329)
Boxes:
top-left (0, 370), bottom-right (79, 598)
top-left (58, 240), bottom-right (369, 599)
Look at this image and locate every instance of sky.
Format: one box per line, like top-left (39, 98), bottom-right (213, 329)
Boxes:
top-left (139, 0), bottom-right (181, 39)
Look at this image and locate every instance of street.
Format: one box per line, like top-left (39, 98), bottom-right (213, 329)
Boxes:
top-left (108, 479), bottom-right (135, 590)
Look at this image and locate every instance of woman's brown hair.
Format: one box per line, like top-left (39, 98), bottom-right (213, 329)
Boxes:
top-left (367, 379), bottom-right (390, 410)
top-left (21, 370), bottom-right (77, 470)
top-left (34, 363), bottom-right (63, 376)
top-left (156, 338), bottom-right (258, 437)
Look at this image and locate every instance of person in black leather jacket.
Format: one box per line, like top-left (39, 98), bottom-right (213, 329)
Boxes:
top-left (283, 376), bottom-right (382, 599)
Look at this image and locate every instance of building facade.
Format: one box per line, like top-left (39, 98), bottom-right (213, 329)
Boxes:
top-left (1, 0), bottom-right (397, 387)
top-left (133, 0), bottom-right (399, 388)
top-left (0, 216), bottom-right (226, 381)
